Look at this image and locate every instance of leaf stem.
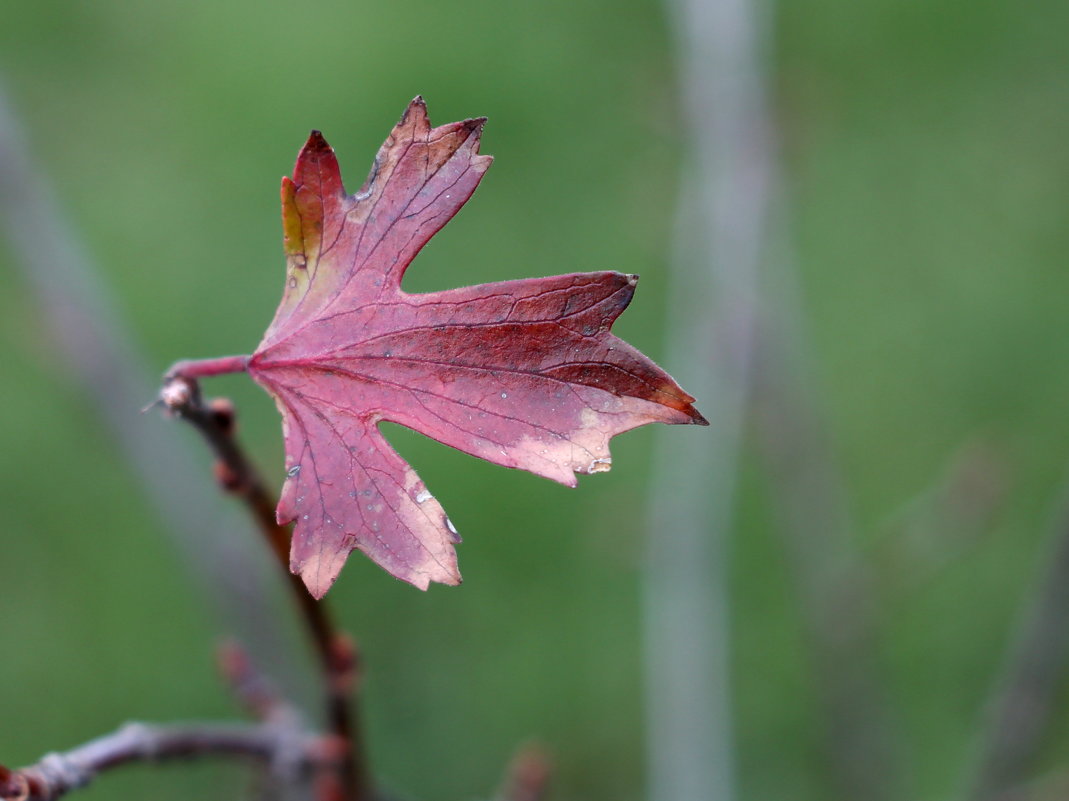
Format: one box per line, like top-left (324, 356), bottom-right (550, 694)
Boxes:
top-left (166, 355), bottom-right (250, 380)
top-left (159, 373), bottom-right (370, 801)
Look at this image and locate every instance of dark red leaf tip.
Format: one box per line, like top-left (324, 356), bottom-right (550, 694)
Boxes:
top-left (303, 130), bottom-right (331, 150)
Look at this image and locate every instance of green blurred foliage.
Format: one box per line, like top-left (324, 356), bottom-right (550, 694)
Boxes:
top-left (1, 1), bottom-right (1067, 800)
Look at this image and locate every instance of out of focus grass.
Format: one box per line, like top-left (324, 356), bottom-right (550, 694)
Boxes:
top-left (1, 1), bottom-right (1067, 800)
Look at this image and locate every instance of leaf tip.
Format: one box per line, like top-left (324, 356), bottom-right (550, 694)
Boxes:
top-left (466, 117), bottom-right (493, 167)
top-left (294, 550), bottom-right (344, 600)
top-left (291, 130), bottom-right (342, 188)
top-left (401, 95), bottom-right (430, 129)
top-left (406, 565), bottom-right (462, 591)
top-left (300, 572), bottom-right (334, 601)
top-left (305, 129), bottom-right (329, 148)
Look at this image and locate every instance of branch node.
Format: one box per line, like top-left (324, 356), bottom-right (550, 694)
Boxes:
top-left (118, 723), bottom-right (157, 758)
top-left (160, 375), bottom-right (195, 411)
top-left (328, 634), bottom-right (360, 695)
top-left (0, 765), bottom-right (29, 801)
top-left (35, 752), bottom-right (91, 796)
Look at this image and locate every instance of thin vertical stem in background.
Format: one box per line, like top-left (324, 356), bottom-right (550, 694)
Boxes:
top-left (644, 0), bottom-right (773, 799)
top-left (649, 0), bottom-right (903, 798)
top-left (965, 486), bottom-right (1069, 801)
top-left (749, 301), bottom-right (902, 801)
top-left (0, 85), bottom-right (304, 702)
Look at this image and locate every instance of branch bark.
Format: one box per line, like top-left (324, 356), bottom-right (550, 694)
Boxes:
top-left (0, 721), bottom-right (330, 801)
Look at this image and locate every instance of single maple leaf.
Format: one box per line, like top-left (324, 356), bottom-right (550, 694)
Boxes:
top-left (246, 97), bottom-right (707, 597)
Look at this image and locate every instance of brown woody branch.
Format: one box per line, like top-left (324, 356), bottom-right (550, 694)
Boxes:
top-left (160, 371), bottom-right (369, 801)
top-left (0, 721), bottom-right (330, 801)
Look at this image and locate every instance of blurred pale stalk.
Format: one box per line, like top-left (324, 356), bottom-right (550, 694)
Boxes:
top-left (0, 83), bottom-right (306, 705)
top-left (644, 0), bottom-right (773, 799)
top-left (646, 0), bottom-right (905, 797)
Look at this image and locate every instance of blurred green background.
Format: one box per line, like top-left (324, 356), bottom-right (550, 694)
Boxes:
top-left (1, 1), bottom-right (1068, 800)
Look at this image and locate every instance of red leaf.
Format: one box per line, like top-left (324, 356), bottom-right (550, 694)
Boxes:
top-left (247, 97), bottom-right (706, 597)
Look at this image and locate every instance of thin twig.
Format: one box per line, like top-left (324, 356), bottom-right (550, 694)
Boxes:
top-left (0, 720), bottom-right (329, 801)
top-left (749, 325), bottom-right (902, 801)
top-left (161, 372), bottom-right (369, 801)
top-left (965, 487), bottom-right (1069, 800)
top-left (218, 640), bottom-right (304, 728)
